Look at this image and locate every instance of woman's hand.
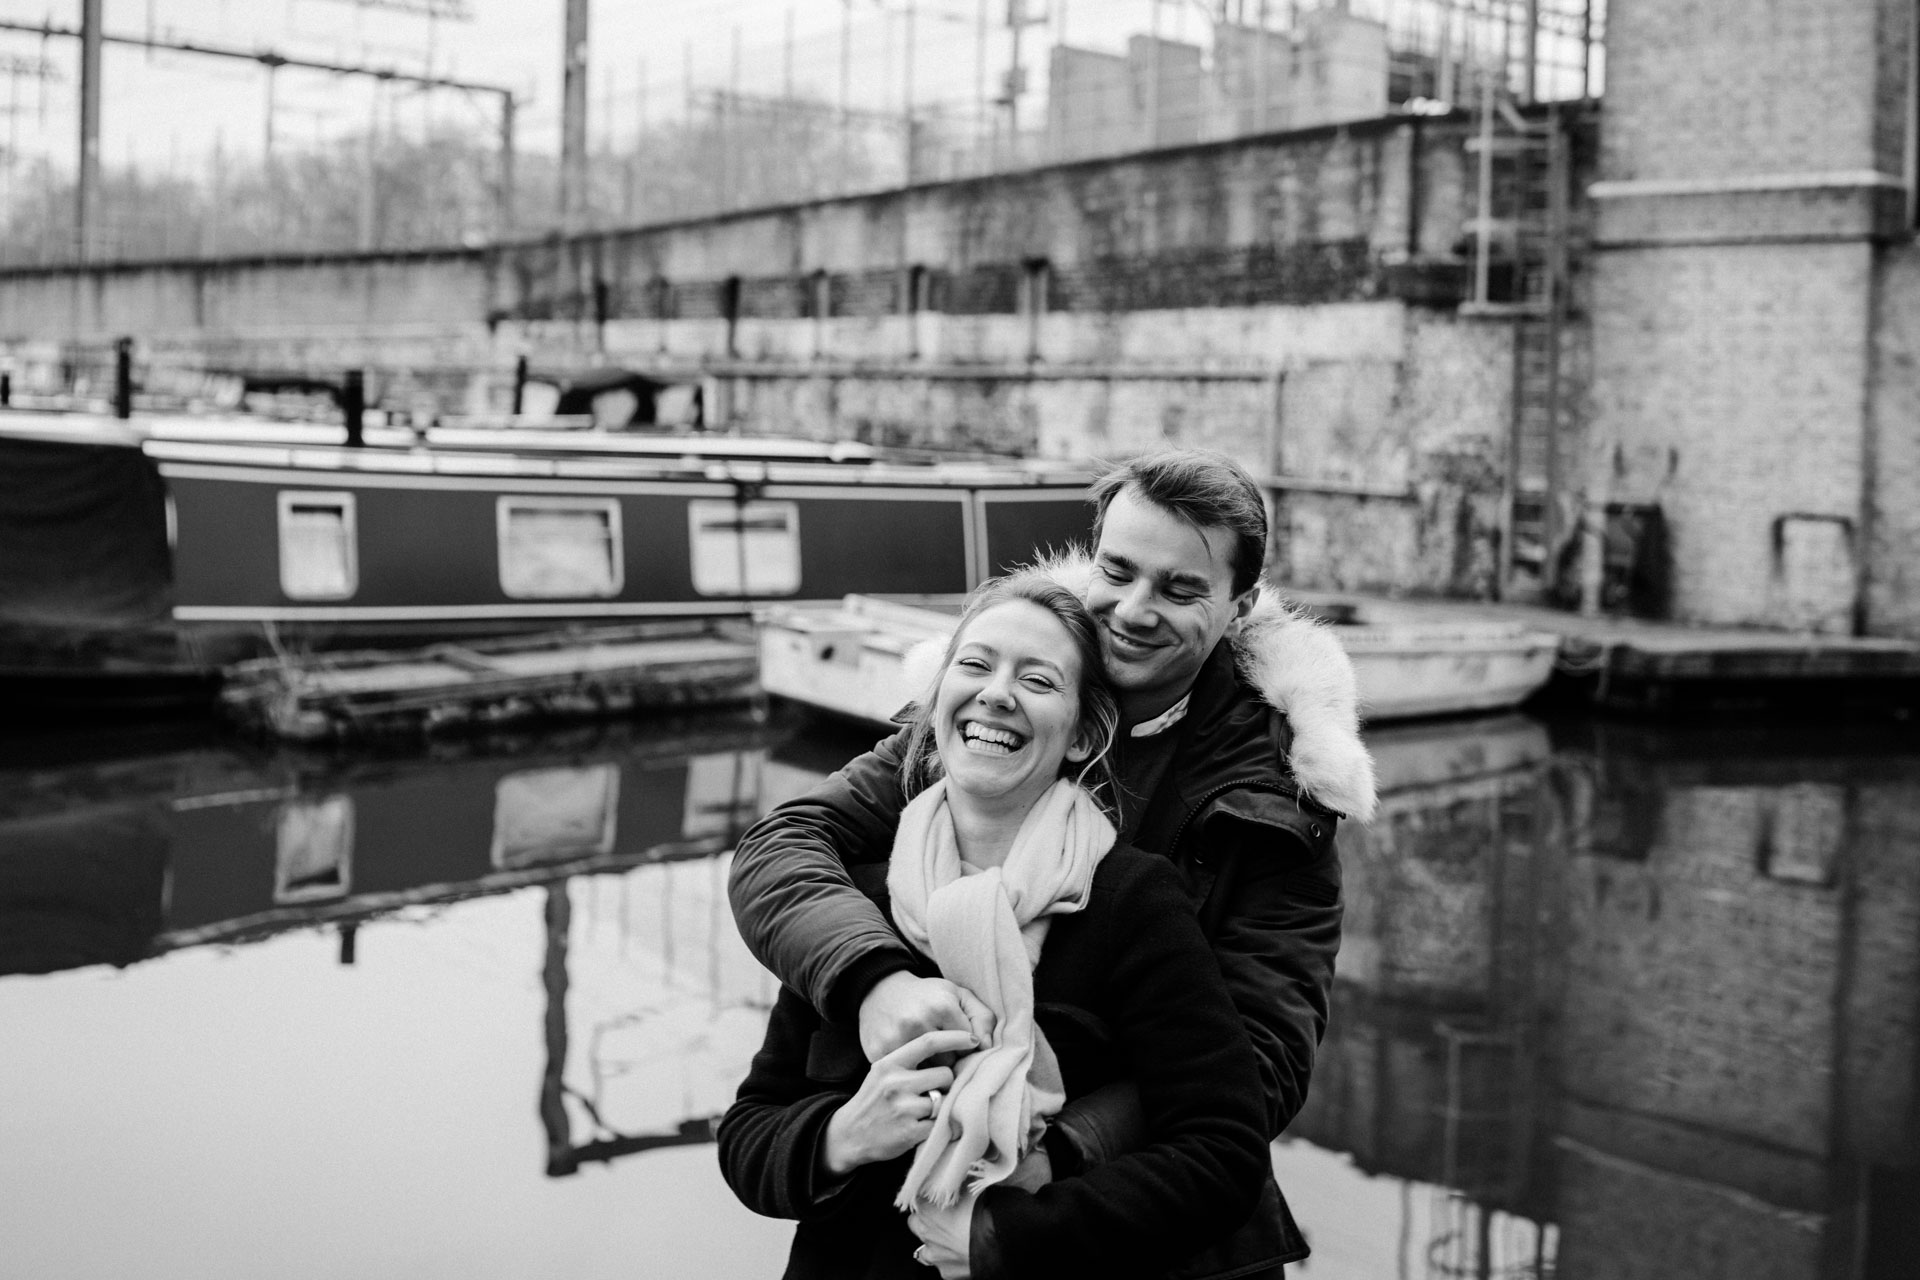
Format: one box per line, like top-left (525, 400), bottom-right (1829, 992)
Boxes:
top-left (821, 1028), bottom-right (974, 1175)
top-left (908, 1193), bottom-right (976, 1278)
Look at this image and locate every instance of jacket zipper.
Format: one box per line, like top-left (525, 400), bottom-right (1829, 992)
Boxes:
top-left (1168, 778), bottom-right (1296, 862)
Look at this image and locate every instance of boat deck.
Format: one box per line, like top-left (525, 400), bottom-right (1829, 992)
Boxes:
top-left (222, 623), bottom-right (759, 740)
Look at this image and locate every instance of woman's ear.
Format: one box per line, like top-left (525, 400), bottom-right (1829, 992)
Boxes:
top-left (1065, 726), bottom-right (1095, 764)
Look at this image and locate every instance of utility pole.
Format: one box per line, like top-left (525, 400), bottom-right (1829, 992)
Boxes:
top-left (498, 91), bottom-right (516, 238)
top-left (560, 0), bottom-right (590, 233)
top-left (976, 0), bottom-right (989, 160)
top-left (264, 64), bottom-right (278, 157)
top-left (839, 0), bottom-right (853, 188)
top-left (77, 0), bottom-right (102, 262)
top-left (903, 0), bottom-right (916, 183)
top-left (784, 8), bottom-right (795, 100)
top-left (1005, 0), bottom-right (1026, 136)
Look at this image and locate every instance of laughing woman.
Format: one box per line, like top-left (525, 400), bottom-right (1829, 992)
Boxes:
top-left (718, 571), bottom-right (1274, 1280)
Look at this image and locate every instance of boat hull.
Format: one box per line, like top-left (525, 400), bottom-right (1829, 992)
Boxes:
top-left (1339, 626), bottom-right (1562, 721)
top-left (157, 448), bottom-right (1091, 629)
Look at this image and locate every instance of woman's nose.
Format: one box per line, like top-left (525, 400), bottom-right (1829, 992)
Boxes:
top-left (977, 669), bottom-right (1017, 708)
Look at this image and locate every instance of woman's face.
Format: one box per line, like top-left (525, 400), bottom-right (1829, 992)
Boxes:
top-left (933, 599), bottom-right (1089, 812)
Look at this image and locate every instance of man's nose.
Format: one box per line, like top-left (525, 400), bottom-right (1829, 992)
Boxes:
top-left (1111, 579), bottom-right (1158, 629)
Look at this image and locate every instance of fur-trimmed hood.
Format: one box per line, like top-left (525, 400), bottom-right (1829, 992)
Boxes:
top-left (1033, 549), bottom-right (1378, 823)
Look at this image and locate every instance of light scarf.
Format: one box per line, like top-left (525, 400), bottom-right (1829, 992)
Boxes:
top-left (888, 777), bottom-right (1116, 1210)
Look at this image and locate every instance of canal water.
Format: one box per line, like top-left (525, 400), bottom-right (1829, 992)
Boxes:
top-left (1, 709), bottom-right (1915, 1279)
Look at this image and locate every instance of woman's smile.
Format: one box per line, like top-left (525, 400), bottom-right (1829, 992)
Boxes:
top-left (959, 721), bottom-right (1028, 755)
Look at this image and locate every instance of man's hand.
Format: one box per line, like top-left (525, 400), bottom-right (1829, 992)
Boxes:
top-left (859, 972), bottom-right (996, 1063)
top-left (820, 1029), bottom-right (975, 1176)
top-left (907, 1190), bottom-right (976, 1279)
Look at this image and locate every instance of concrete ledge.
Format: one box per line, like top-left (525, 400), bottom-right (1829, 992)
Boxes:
top-left (1592, 172), bottom-right (1911, 247)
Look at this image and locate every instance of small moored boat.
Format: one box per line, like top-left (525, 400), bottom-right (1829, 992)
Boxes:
top-left (757, 595), bottom-right (1562, 728)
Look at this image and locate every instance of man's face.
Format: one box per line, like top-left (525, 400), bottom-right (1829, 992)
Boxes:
top-left (1085, 487), bottom-right (1256, 719)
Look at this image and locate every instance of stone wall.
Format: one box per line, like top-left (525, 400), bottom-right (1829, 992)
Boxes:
top-left (0, 112), bottom-right (1553, 602)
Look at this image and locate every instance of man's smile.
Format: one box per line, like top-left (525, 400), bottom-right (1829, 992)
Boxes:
top-left (1102, 624), bottom-right (1167, 657)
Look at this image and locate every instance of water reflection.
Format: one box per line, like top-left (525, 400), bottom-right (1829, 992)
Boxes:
top-left (1299, 715), bottom-right (1920, 1279)
top-left (1, 713), bottom-right (1916, 1279)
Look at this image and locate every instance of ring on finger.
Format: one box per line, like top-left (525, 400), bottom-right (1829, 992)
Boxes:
top-left (926, 1089), bottom-right (943, 1114)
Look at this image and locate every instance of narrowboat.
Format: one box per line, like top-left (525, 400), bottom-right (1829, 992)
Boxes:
top-left (0, 411), bottom-right (1095, 710)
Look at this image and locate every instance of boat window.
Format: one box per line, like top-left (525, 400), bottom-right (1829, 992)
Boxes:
top-left (681, 751), bottom-right (766, 839)
top-left (275, 795), bottom-right (353, 904)
top-left (688, 499), bottom-right (802, 597)
top-left (491, 763), bottom-right (621, 869)
top-left (277, 492), bottom-right (358, 601)
top-left (497, 497), bottom-right (624, 599)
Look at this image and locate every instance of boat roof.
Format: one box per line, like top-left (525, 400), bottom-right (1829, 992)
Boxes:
top-left (140, 437), bottom-right (1090, 488)
top-left (1, 410), bottom-right (1092, 487)
top-left (0, 411), bottom-right (145, 449)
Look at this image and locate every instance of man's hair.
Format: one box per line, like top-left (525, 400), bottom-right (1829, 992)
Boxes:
top-left (1088, 449), bottom-right (1269, 597)
top-left (897, 568), bottom-right (1121, 812)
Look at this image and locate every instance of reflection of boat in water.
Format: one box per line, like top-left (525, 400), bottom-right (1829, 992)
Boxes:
top-left (759, 596), bottom-right (1560, 726)
top-left (0, 412), bottom-right (1092, 709)
top-left (0, 714), bottom-right (829, 974)
top-left (0, 713), bottom-right (846, 1191)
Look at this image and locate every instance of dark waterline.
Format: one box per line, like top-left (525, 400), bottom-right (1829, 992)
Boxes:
top-left (1, 710), bottom-right (1915, 1278)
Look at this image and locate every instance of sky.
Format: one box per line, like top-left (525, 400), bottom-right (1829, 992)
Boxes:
top-left (0, 0), bottom-right (1233, 179)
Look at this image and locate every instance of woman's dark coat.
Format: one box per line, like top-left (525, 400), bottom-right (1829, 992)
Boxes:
top-left (718, 847), bottom-right (1275, 1280)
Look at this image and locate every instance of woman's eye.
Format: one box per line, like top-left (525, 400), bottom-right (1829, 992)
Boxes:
top-left (1021, 676), bottom-right (1059, 692)
top-left (955, 657), bottom-right (990, 673)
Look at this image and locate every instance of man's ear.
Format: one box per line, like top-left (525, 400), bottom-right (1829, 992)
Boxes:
top-left (1232, 584), bottom-right (1260, 622)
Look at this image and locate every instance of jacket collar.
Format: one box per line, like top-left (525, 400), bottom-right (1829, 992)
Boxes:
top-left (1036, 548), bottom-right (1378, 823)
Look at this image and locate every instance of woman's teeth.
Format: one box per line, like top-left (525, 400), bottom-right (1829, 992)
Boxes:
top-left (962, 723), bottom-right (1024, 755)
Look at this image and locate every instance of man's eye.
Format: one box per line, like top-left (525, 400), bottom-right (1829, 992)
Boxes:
top-left (1096, 563), bottom-right (1129, 582)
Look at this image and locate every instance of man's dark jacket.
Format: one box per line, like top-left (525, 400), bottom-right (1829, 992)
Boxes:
top-left (729, 581), bottom-right (1379, 1273)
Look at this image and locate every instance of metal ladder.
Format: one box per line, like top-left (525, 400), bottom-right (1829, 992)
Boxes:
top-left (1465, 92), bottom-right (1571, 602)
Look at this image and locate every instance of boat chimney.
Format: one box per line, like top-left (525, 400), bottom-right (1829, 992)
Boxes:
top-left (112, 337), bottom-right (133, 419)
top-left (342, 369), bottom-right (366, 447)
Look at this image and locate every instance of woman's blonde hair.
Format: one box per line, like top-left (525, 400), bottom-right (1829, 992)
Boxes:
top-left (897, 568), bottom-right (1121, 813)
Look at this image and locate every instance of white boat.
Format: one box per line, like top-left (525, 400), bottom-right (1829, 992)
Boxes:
top-left (757, 595), bottom-right (1561, 728)
top-left (1335, 621), bottom-right (1562, 720)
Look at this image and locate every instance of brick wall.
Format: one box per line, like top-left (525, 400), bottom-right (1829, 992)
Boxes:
top-left (1589, 0), bottom-right (1918, 634)
top-left (1592, 242), bottom-right (1873, 630)
top-left (1866, 245), bottom-right (1920, 636)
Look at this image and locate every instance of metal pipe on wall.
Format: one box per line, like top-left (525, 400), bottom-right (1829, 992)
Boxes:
top-left (77, 0), bottom-right (102, 261)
